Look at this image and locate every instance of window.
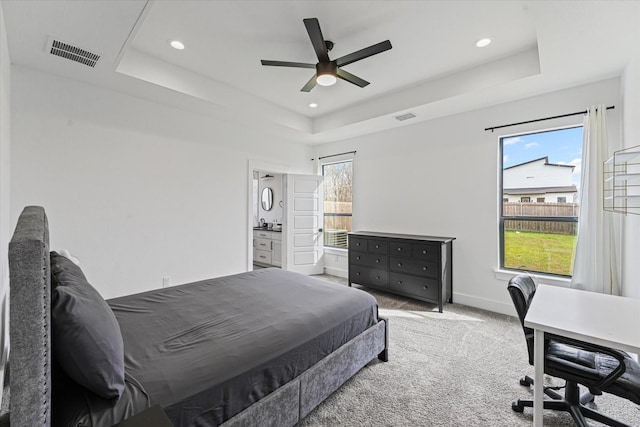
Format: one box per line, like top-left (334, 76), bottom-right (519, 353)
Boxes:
top-left (501, 126), bottom-right (582, 277)
top-left (322, 160), bottom-right (352, 248)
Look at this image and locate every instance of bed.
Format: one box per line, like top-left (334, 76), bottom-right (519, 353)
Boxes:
top-left (8, 206), bottom-right (388, 426)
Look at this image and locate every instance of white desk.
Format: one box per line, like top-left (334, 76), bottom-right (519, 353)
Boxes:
top-left (524, 284), bottom-right (640, 427)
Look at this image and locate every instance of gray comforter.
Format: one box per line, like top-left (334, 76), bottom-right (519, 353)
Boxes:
top-left (54, 268), bottom-right (379, 426)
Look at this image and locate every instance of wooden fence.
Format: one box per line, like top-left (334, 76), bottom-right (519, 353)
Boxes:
top-left (503, 202), bottom-right (579, 235)
top-left (322, 202), bottom-right (580, 240)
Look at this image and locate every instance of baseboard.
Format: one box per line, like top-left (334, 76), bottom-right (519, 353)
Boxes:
top-left (452, 292), bottom-right (516, 316)
top-left (323, 267), bottom-right (347, 278)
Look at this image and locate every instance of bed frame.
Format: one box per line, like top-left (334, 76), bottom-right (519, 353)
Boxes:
top-left (9, 206), bottom-right (388, 426)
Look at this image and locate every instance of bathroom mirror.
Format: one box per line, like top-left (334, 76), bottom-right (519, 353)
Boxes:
top-left (261, 187), bottom-right (273, 211)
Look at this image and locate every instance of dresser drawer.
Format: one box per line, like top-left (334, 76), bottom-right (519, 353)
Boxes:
top-left (389, 257), bottom-right (438, 278)
top-left (368, 239), bottom-right (389, 254)
top-left (389, 241), bottom-right (412, 258)
top-left (350, 266), bottom-right (388, 289)
top-left (389, 273), bottom-right (439, 300)
top-left (412, 243), bottom-right (439, 261)
top-left (254, 237), bottom-right (272, 251)
top-left (350, 252), bottom-right (388, 268)
top-left (254, 249), bottom-right (272, 264)
top-left (349, 236), bottom-right (368, 251)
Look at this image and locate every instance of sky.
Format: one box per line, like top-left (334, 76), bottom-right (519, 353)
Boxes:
top-left (502, 126), bottom-right (583, 186)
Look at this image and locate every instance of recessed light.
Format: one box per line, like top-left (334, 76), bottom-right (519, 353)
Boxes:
top-left (476, 37), bottom-right (493, 48)
top-left (309, 103), bottom-right (318, 108)
top-left (170, 40), bottom-right (185, 50)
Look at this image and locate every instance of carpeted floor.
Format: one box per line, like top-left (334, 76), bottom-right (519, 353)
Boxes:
top-left (300, 275), bottom-right (640, 427)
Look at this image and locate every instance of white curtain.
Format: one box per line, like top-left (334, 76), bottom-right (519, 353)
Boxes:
top-left (572, 105), bottom-right (620, 294)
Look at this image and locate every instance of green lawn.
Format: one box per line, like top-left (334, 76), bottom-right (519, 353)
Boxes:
top-left (504, 230), bottom-right (577, 276)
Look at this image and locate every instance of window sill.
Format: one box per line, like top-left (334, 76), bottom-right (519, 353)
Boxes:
top-left (493, 269), bottom-right (571, 288)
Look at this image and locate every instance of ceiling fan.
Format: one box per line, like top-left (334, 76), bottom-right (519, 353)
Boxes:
top-left (260, 18), bottom-right (392, 92)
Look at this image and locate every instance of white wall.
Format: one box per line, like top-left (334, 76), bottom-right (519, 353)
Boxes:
top-left (0, 0), bottom-right (10, 405)
top-left (504, 159), bottom-right (574, 188)
top-left (9, 64), bottom-right (634, 315)
top-left (11, 66), bottom-right (312, 299)
top-left (621, 55), bottom-right (640, 298)
top-left (503, 192), bottom-right (575, 204)
top-left (314, 78), bottom-right (623, 315)
top-left (323, 248), bottom-right (348, 277)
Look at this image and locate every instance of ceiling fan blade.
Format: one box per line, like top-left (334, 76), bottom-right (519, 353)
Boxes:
top-left (303, 18), bottom-right (330, 63)
top-left (336, 68), bottom-right (370, 88)
top-left (335, 40), bottom-right (392, 67)
top-left (300, 74), bottom-right (318, 92)
top-left (261, 60), bottom-right (316, 69)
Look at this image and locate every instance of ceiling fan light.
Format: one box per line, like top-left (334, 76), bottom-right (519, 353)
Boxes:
top-left (315, 61), bottom-right (338, 86)
top-left (316, 74), bottom-right (337, 86)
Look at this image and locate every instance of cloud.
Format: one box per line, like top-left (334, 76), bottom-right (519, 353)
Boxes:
top-left (524, 142), bottom-right (539, 149)
top-left (503, 155), bottom-right (509, 163)
top-left (503, 137), bottom-right (522, 145)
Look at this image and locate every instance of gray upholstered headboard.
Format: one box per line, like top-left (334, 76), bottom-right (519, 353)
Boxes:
top-left (8, 206), bottom-right (51, 426)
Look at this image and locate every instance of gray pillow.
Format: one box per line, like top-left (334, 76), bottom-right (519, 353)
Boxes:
top-left (50, 252), bottom-right (125, 399)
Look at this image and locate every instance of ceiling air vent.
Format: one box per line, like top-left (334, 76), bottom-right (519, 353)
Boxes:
top-left (46, 38), bottom-right (100, 68)
top-left (394, 113), bottom-right (416, 122)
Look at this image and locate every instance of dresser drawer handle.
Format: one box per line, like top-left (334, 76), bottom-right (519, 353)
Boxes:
top-left (397, 262), bottom-right (403, 267)
top-left (422, 249), bottom-right (428, 254)
top-left (397, 280), bottom-right (403, 285)
top-left (376, 276), bottom-right (381, 280)
top-left (397, 247), bottom-right (402, 252)
top-left (356, 256), bottom-right (361, 260)
top-left (356, 243), bottom-right (361, 247)
top-left (375, 244), bottom-right (380, 249)
top-left (356, 272), bottom-right (361, 276)
top-left (423, 285), bottom-right (428, 290)
top-left (375, 259), bottom-right (380, 263)
top-left (423, 266), bottom-right (428, 271)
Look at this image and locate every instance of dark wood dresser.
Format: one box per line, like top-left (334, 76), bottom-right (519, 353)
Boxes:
top-left (348, 231), bottom-right (455, 312)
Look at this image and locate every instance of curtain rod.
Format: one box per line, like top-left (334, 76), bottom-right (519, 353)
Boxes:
top-left (484, 105), bottom-right (615, 132)
top-left (311, 150), bottom-right (356, 161)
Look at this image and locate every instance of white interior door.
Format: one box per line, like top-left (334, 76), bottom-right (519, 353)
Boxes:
top-left (284, 174), bottom-right (324, 275)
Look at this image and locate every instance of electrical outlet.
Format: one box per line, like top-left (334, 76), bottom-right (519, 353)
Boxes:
top-left (162, 276), bottom-right (171, 288)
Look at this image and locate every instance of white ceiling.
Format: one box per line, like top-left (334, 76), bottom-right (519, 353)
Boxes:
top-left (2, 1), bottom-right (639, 144)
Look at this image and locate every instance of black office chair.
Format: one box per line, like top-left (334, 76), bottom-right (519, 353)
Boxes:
top-left (508, 275), bottom-right (640, 427)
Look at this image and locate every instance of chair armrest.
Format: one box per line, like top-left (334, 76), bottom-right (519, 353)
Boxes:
top-left (546, 333), bottom-right (627, 389)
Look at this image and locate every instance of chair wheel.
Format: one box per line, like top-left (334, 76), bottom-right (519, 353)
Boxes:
top-left (512, 401), bottom-right (524, 413)
top-left (520, 377), bottom-right (532, 387)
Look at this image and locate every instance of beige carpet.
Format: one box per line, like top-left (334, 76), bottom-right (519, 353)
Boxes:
top-left (300, 275), bottom-right (640, 427)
